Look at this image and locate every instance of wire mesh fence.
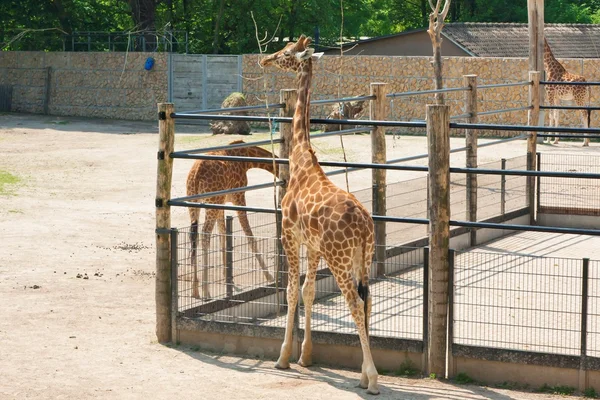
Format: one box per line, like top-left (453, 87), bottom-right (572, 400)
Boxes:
top-left (175, 231), bottom-right (426, 341)
top-left (538, 153), bottom-right (600, 214)
top-left (453, 250), bottom-right (584, 356)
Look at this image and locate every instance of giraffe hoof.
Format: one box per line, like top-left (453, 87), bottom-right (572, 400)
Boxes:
top-left (275, 361), bottom-right (290, 370)
top-left (367, 387), bottom-right (380, 395)
top-left (298, 357), bottom-right (312, 367)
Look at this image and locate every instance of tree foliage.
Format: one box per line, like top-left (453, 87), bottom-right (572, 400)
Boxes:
top-left (2, 0), bottom-right (600, 53)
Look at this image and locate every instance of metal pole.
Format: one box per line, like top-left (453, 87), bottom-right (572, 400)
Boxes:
top-left (536, 152), bottom-right (541, 214)
top-left (580, 257), bottom-right (590, 389)
top-left (447, 249), bottom-right (456, 379)
top-left (501, 159), bottom-right (507, 215)
top-left (225, 216), bottom-right (234, 298)
top-left (170, 228), bottom-right (179, 342)
top-left (422, 247), bottom-right (429, 373)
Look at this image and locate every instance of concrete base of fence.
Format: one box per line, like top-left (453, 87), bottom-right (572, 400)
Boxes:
top-left (176, 317), bottom-right (424, 373)
top-left (539, 212), bottom-right (600, 229)
top-left (454, 356), bottom-right (581, 390)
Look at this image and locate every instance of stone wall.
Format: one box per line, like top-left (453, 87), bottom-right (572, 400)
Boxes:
top-left (0, 52), bottom-right (168, 120)
top-left (243, 54), bottom-right (600, 136)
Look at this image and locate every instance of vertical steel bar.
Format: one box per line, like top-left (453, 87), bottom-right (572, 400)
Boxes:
top-left (170, 228), bottom-right (179, 342)
top-left (501, 159), bottom-right (507, 215)
top-left (226, 216), bottom-right (234, 298)
top-left (422, 246), bottom-right (429, 369)
top-left (581, 258), bottom-right (590, 359)
top-left (536, 152), bottom-right (541, 213)
top-left (527, 151), bottom-right (535, 224)
top-left (447, 249), bottom-right (456, 378)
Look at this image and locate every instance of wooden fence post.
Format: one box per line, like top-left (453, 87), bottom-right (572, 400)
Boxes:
top-left (426, 104), bottom-right (450, 378)
top-left (156, 103), bottom-right (175, 343)
top-left (528, 71), bottom-right (541, 224)
top-left (464, 74), bottom-right (478, 246)
top-left (277, 89), bottom-right (296, 291)
top-left (370, 82), bottom-right (388, 277)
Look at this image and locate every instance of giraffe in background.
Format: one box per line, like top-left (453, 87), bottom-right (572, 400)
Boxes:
top-left (186, 140), bottom-right (277, 299)
top-left (544, 38), bottom-right (591, 146)
top-left (260, 36), bottom-right (379, 395)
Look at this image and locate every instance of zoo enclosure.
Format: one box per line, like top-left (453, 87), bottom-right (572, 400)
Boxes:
top-left (156, 73), bottom-right (600, 389)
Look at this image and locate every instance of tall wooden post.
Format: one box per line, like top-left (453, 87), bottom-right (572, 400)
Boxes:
top-left (370, 83), bottom-right (388, 277)
top-left (156, 103), bottom-right (175, 343)
top-left (528, 0), bottom-right (545, 130)
top-left (426, 104), bottom-right (450, 377)
top-left (277, 89), bottom-right (296, 290)
top-left (464, 75), bottom-right (478, 246)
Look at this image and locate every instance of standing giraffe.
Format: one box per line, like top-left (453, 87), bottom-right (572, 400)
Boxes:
top-left (260, 36), bottom-right (379, 395)
top-left (544, 38), bottom-right (591, 146)
top-left (187, 140), bottom-right (277, 299)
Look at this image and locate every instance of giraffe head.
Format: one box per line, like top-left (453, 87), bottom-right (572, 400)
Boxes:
top-left (259, 35), bottom-right (315, 72)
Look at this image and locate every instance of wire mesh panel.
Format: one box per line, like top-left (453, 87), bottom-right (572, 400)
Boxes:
top-left (538, 153), bottom-right (600, 214)
top-left (587, 259), bottom-right (600, 357)
top-left (454, 250), bottom-right (583, 356)
top-left (296, 246), bottom-right (425, 340)
top-left (176, 223), bottom-right (425, 341)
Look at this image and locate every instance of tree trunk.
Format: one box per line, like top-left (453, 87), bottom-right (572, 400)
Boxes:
top-left (127, 0), bottom-right (157, 51)
top-left (212, 0), bottom-right (225, 54)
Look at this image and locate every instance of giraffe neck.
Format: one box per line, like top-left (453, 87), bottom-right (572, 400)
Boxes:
top-left (292, 59), bottom-right (312, 148)
top-left (544, 40), bottom-right (566, 78)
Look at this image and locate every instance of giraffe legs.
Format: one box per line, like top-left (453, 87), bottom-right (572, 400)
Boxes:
top-left (233, 194), bottom-right (274, 282)
top-left (194, 209), bottom-right (220, 299)
top-left (276, 233), bottom-right (300, 370)
top-left (332, 269), bottom-right (379, 395)
top-left (579, 105), bottom-right (590, 147)
top-left (298, 250), bottom-right (320, 367)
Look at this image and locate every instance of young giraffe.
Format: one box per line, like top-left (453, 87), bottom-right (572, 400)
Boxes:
top-left (544, 38), bottom-right (591, 146)
top-left (260, 36), bottom-right (379, 395)
top-left (187, 140), bottom-right (277, 299)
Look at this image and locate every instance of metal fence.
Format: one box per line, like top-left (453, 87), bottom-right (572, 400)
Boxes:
top-left (538, 153), bottom-right (600, 215)
top-left (175, 230), bottom-right (426, 342)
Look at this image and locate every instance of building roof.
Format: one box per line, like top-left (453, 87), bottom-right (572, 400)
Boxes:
top-left (442, 23), bottom-right (600, 58)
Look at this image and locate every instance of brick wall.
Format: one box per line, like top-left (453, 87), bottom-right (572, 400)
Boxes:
top-left (243, 54), bottom-right (600, 136)
top-left (0, 52), bottom-right (168, 120)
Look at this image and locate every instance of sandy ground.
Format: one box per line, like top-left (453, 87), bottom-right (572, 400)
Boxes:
top-left (1, 112), bottom-right (598, 399)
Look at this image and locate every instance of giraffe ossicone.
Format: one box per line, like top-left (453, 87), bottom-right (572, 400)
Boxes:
top-left (261, 35), bottom-right (380, 395)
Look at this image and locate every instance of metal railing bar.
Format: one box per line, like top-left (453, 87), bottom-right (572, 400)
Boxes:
top-left (477, 106), bottom-right (533, 116)
top-left (169, 113), bottom-right (600, 135)
top-left (311, 95), bottom-right (376, 106)
top-left (170, 113), bottom-right (428, 128)
top-left (541, 81), bottom-right (600, 86)
top-left (179, 103), bottom-right (285, 115)
top-left (450, 122), bottom-right (600, 134)
top-left (310, 127), bottom-right (371, 139)
top-left (167, 200), bottom-right (600, 236)
top-left (540, 105), bottom-right (600, 111)
top-left (537, 133), bottom-right (598, 139)
top-left (174, 138), bottom-right (284, 155)
top-left (384, 135), bottom-right (527, 165)
top-left (450, 113), bottom-right (473, 120)
top-left (168, 153), bottom-right (600, 179)
top-left (478, 81), bottom-right (531, 89)
top-left (387, 86), bottom-right (470, 98)
top-left (171, 181), bottom-right (283, 203)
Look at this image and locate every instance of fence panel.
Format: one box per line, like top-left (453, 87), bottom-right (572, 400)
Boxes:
top-left (538, 153), bottom-right (600, 215)
top-left (453, 250), bottom-right (582, 356)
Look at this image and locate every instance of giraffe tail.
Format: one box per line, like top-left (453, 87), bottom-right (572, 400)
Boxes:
top-left (356, 234), bottom-right (371, 337)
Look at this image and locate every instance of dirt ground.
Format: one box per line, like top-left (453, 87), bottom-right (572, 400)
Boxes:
top-left (1, 112), bottom-right (598, 400)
